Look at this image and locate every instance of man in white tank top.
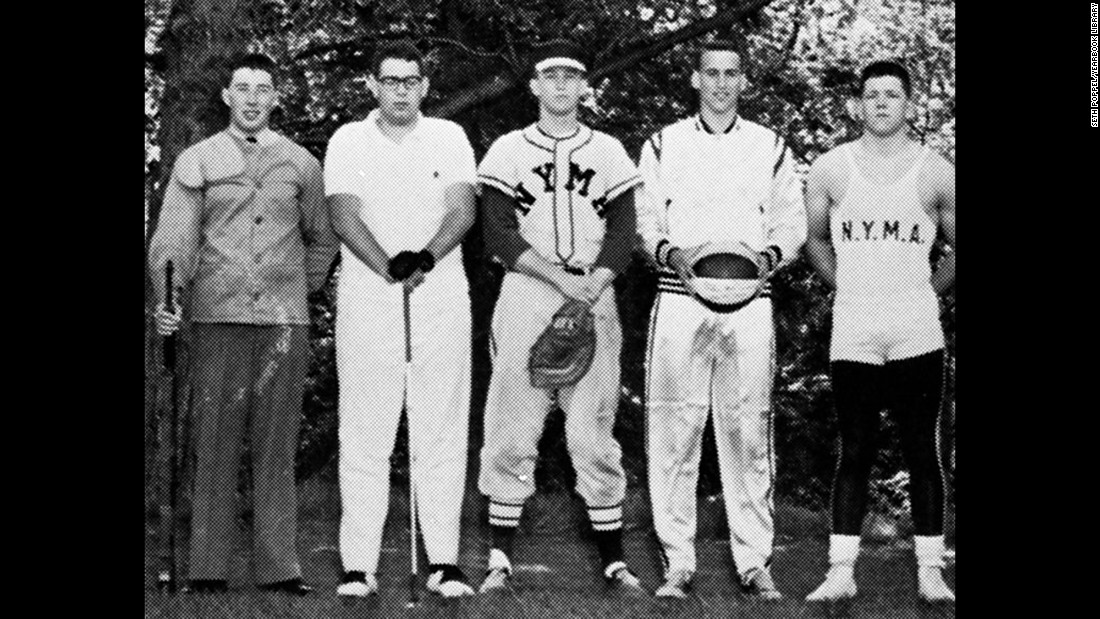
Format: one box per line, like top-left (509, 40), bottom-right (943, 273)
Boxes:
top-left (803, 60), bottom-right (956, 604)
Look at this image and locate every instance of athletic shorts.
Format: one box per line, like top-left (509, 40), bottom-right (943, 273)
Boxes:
top-left (830, 290), bottom-right (945, 365)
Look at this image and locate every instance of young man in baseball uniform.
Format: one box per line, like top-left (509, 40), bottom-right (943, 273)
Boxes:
top-left (476, 39), bottom-right (645, 596)
top-left (149, 53), bottom-right (337, 596)
top-left (325, 40), bottom-right (478, 599)
top-left (803, 60), bottom-right (955, 603)
top-left (637, 40), bottom-right (806, 600)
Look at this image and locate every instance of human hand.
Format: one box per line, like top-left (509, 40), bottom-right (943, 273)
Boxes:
top-left (667, 247), bottom-right (693, 284)
top-left (388, 250), bottom-right (421, 281)
top-left (403, 270), bottom-right (426, 290)
top-left (154, 302), bottom-right (182, 336)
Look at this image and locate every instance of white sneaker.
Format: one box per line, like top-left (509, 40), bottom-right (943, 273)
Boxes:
top-left (917, 566), bottom-right (955, 603)
top-left (479, 549), bottom-right (513, 594)
top-left (654, 569), bottom-right (692, 599)
top-left (336, 572), bottom-right (378, 598)
top-left (806, 565), bottom-right (856, 602)
top-left (426, 566), bottom-right (475, 598)
top-left (741, 566), bottom-right (782, 600)
top-left (604, 561), bottom-right (647, 597)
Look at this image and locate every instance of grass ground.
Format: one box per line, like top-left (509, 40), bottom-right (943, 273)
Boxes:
top-left (144, 477), bottom-right (955, 618)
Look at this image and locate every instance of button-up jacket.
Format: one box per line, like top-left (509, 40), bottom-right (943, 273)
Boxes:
top-left (149, 130), bottom-right (337, 325)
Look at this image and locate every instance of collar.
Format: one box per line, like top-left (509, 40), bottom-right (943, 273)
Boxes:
top-left (522, 122), bottom-right (592, 151)
top-left (367, 109), bottom-right (424, 143)
top-left (694, 114), bottom-right (739, 135)
top-left (226, 126), bottom-right (277, 147)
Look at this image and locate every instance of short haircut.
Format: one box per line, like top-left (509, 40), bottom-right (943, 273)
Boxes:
top-left (372, 40), bottom-right (424, 75)
top-left (696, 39), bottom-right (745, 68)
top-left (858, 60), bottom-right (912, 97)
top-left (225, 53), bottom-right (278, 87)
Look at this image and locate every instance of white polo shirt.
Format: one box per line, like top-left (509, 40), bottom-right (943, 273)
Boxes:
top-left (324, 110), bottom-right (477, 301)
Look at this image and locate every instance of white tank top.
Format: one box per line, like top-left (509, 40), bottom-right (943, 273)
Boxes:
top-left (831, 142), bottom-right (937, 301)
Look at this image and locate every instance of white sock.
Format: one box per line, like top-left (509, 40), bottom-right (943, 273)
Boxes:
top-left (828, 534), bottom-right (861, 567)
top-left (914, 535), bottom-right (946, 568)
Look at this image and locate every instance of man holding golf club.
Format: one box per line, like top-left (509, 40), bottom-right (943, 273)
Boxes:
top-left (325, 40), bottom-right (478, 600)
top-left (149, 52), bottom-right (336, 596)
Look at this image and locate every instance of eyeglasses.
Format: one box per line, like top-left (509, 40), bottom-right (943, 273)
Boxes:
top-left (377, 75), bottom-right (424, 89)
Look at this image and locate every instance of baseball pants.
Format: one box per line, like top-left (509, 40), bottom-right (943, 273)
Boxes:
top-left (478, 272), bottom-right (626, 511)
top-left (337, 284), bottom-right (471, 573)
top-left (646, 293), bottom-right (776, 578)
top-left (187, 323), bottom-right (307, 584)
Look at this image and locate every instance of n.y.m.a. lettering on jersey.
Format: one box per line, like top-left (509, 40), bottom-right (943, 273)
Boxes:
top-left (839, 220), bottom-right (924, 244)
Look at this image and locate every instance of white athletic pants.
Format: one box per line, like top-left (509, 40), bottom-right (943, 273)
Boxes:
top-left (336, 280), bottom-right (471, 573)
top-left (646, 292), bottom-right (775, 578)
top-left (478, 272), bottom-right (626, 509)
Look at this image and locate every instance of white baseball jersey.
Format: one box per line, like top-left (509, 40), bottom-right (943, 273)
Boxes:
top-left (324, 111), bottom-right (476, 574)
top-left (476, 122), bottom-right (640, 532)
top-left (478, 123), bottom-right (640, 268)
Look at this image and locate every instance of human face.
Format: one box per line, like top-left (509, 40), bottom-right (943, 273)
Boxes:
top-left (691, 50), bottom-right (745, 115)
top-left (368, 58), bottom-right (428, 126)
top-left (858, 75), bottom-right (912, 137)
top-left (222, 68), bottom-right (277, 135)
top-left (529, 66), bottom-right (588, 116)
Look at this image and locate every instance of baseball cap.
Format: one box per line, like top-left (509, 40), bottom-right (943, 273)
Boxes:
top-left (532, 39), bottom-right (587, 74)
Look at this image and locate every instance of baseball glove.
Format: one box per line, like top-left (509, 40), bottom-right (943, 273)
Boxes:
top-left (528, 298), bottom-right (596, 389)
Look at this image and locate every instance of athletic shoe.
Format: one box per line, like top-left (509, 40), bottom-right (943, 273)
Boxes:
top-left (337, 571), bottom-right (378, 598)
top-left (604, 561), bottom-right (647, 597)
top-left (740, 567), bottom-right (782, 600)
top-left (426, 565), bottom-right (475, 598)
top-left (806, 565), bottom-right (856, 602)
top-left (654, 569), bottom-right (692, 599)
top-left (479, 549), bottom-right (513, 594)
top-left (184, 579), bottom-right (228, 594)
top-left (917, 567), bottom-right (955, 603)
top-left (258, 578), bottom-right (315, 596)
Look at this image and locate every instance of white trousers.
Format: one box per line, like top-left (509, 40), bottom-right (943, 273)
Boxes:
top-left (336, 278), bottom-right (471, 573)
top-left (646, 292), bottom-right (776, 578)
top-left (478, 272), bottom-right (626, 509)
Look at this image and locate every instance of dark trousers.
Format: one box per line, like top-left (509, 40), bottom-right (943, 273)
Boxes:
top-left (186, 323), bottom-right (308, 584)
top-left (829, 350), bottom-right (947, 536)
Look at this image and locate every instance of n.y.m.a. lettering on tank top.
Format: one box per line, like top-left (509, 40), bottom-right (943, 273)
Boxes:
top-left (839, 220), bottom-right (924, 244)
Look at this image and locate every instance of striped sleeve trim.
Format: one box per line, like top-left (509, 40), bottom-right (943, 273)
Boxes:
top-left (489, 500), bottom-right (524, 528)
top-left (654, 239), bottom-right (670, 267)
top-left (478, 174), bottom-right (515, 196)
top-left (587, 504), bottom-right (623, 531)
top-left (603, 175), bottom-right (642, 202)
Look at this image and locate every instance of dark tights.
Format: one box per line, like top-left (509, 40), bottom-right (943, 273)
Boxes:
top-left (829, 350), bottom-right (947, 535)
